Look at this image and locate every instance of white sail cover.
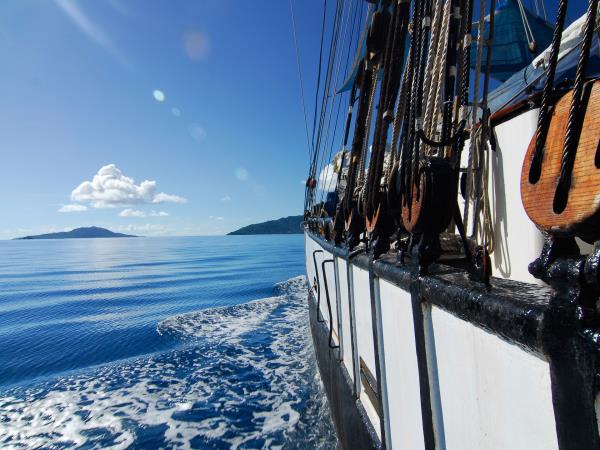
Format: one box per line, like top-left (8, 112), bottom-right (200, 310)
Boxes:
top-left (488, 13), bottom-right (600, 113)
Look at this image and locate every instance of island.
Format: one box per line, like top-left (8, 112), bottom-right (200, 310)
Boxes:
top-left (227, 215), bottom-right (303, 235)
top-left (15, 226), bottom-right (138, 240)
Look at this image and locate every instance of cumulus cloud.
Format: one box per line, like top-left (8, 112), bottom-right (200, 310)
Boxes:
top-left (209, 216), bottom-right (224, 221)
top-left (118, 208), bottom-right (145, 217)
top-left (150, 211), bottom-right (169, 217)
top-left (220, 195), bottom-right (231, 202)
top-left (58, 204), bottom-right (88, 213)
top-left (317, 163), bottom-right (337, 192)
top-left (71, 164), bottom-right (187, 208)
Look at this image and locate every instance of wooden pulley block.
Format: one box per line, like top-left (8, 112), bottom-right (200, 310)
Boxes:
top-left (386, 162), bottom-right (403, 217)
top-left (520, 79), bottom-right (600, 243)
top-left (366, 8), bottom-right (391, 60)
top-left (344, 205), bottom-right (365, 249)
top-left (401, 157), bottom-right (457, 234)
top-left (365, 203), bottom-right (382, 234)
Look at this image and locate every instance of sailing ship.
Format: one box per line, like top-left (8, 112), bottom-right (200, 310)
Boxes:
top-left (297, 0), bottom-right (600, 448)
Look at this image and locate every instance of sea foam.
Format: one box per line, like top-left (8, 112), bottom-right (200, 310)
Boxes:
top-left (0, 276), bottom-right (337, 449)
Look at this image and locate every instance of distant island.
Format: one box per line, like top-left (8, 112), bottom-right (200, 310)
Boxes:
top-left (15, 226), bottom-right (138, 240)
top-left (228, 215), bottom-right (303, 235)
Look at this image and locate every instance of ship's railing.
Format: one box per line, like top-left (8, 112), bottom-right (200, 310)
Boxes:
top-left (305, 228), bottom-right (600, 450)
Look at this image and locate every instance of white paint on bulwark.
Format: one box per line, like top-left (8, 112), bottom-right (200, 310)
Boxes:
top-left (336, 258), bottom-right (353, 373)
top-left (431, 306), bottom-right (558, 450)
top-left (352, 264), bottom-right (381, 436)
top-left (487, 108), bottom-right (545, 285)
top-left (379, 279), bottom-right (426, 450)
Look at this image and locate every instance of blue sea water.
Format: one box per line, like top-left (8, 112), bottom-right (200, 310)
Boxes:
top-left (0, 235), bottom-right (337, 449)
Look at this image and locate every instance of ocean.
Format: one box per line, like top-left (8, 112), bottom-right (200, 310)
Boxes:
top-left (0, 235), bottom-right (337, 449)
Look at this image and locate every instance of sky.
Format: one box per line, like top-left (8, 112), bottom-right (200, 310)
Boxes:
top-left (0, 0), bottom-right (334, 239)
top-left (0, 0), bottom-right (589, 239)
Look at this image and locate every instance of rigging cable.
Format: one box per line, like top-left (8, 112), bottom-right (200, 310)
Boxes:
top-left (528, 0), bottom-right (569, 184)
top-left (317, 0), bottom-right (355, 203)
top-left (288, 0), bottom-right (312, 158)
top-left (464, 0), bottom-right (488, 234)
top-left (312, 0), bottom-right (345, 206)
top-left (473, 0), bottom-right (496, 251)
top-left (553, 0), bottom-right (598, 212)
top-left (306, 0), bottom-right (329, 211)
top-left (322, 0), bottom-right (362, 203)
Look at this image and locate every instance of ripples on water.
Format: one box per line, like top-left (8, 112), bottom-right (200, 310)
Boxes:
top-left (0, 236), bottom-right (337, 449)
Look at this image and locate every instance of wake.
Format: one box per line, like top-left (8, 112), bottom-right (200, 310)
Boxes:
top-left (0, 276), bottom-right (337, 449)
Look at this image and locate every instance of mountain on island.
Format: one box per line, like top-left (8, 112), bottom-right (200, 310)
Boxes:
top-left (227, 215), bottom-right (303, 235)
top-left (15, 226), bottom-right (137, 240)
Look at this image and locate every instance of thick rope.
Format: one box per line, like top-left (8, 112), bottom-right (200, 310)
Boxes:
top-left (357, 66), bottom-right (379, 195)
top-left (343, 62), bottom-right (372, 216)
top-left (528, 0), bottom-right (569, 184)
top-left (471, 0), bottom-right (496, 244)
top-left (365, 0), bottom-right (410, 218)
top-left (464, 0), bottom-right (490, 233)
top-left (422, 0), bottom-right (448, 157)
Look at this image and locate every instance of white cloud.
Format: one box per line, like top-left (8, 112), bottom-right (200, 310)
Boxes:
top-left (55, 0), bottom-right (127, 65)
top-left (235, 167), bottom-right (248, 181)
top-left (118, 208), bottom-right (145, 217)
top-left (58, 204), bottom-right (88, 213)
top-left (118, 209), bottom-right (169, 218)
top-left (71, 164), bottom-right (187, 208)
top-left (208, 216), bottom-right (224, 221)
top-left (317, 163), bottom-right (337, 192)
top-left (220, 195), bottom-right (231, 202)
top-left (153, 192), bottom-right (186, 204)
top-left (117, 223), bottom-right (169, 236)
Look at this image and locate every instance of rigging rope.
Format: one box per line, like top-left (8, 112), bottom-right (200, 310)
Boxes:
top-left (365, 0), bottom-right (410, 219)
top-left (312, 0), bottom-right (344, 187)
top-left (528, 0), bottom-right (569, 184)
top-left (517, 0), bottom-right (536, 50)
top-left (553, 0), bottom-right (599, 213)
top-left (317, 0), bottom-right (354, 201)
top-left (288, 0), bottom-right (311, 159)
top-left (464, 0), bottom-right (488, 233)
top-left (305, 0), bottom-right (329, 212)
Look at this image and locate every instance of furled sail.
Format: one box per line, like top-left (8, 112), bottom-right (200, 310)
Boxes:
top-left (488, 12), bottom-right (600, 113)
top-left (337, 7), bottom-right (373, 93)
top-left (471, 0), bottom-right (554, 81)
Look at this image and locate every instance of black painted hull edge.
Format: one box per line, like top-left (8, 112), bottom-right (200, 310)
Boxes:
top-left (308, 291), bottom-right (381, 450)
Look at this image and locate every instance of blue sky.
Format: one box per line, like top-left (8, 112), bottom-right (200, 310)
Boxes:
top-left (0, 0), bottom-right (333, 238)
top-left (0, 0), bottom-right (588, 239)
